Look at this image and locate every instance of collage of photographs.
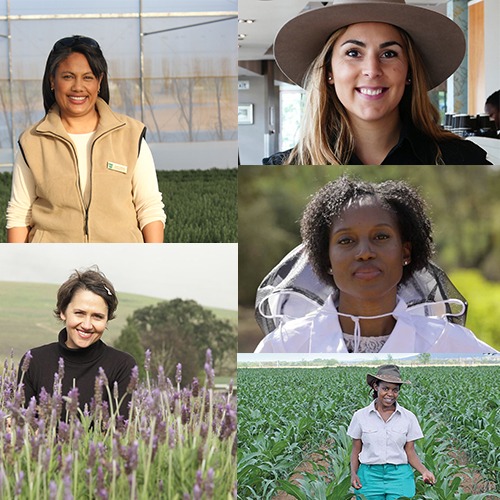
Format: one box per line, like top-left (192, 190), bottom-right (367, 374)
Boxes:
top-left (0, 0), bottom-right (498, 499)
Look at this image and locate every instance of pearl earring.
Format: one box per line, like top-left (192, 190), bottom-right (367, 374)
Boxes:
top-left (327, 267), bottom-right (333, 274)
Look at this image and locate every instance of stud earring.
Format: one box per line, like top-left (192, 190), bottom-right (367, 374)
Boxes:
top-left (327, 267), bottom-right (333, 274)
top-left (406, 77), bottom-right (412, 84)
top-left (327, 76), bottom-right (333, 82)
top-left (403, 260), bottom-right (409, 266)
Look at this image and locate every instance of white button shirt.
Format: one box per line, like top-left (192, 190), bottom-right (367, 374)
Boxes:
top-left (347, 401), bottom-right (423, 465)
top-left (254, 295), bottom-right (498, 353)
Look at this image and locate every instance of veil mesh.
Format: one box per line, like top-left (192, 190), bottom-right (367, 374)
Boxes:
top-left (255, 244), bottom-right (468, 335)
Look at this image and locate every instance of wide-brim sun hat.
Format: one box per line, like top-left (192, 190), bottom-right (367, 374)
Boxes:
top-left (274, 0), bottom-right (466, 90)
top-left (366, 364), bottom-right (411, 387)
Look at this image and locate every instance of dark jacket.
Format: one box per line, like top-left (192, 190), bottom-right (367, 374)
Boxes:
top-left (263, 122), bottom-right (491, 165)
top-left (18, 329), bottom-right (136, 419)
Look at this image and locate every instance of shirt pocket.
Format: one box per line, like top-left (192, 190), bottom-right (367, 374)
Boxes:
top-left (361, 428), bottom-right (380, 447)
top-left (389, 426), bottom-right (408, 447)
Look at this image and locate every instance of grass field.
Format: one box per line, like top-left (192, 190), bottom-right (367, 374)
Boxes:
top-left (0, 168), bottom-right (237, 243)
top-left (0, 281), bottom-right (237, 365)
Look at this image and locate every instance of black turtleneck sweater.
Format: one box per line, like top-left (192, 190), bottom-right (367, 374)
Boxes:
top-left (18, 329), bottom-right (136, 419)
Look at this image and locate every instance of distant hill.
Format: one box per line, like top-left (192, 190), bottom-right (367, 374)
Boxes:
top-left (0, 281), bottom-right (237, 365)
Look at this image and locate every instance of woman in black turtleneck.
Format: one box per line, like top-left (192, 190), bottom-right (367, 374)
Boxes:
top-left (18, 268), bottom-right (136, 419)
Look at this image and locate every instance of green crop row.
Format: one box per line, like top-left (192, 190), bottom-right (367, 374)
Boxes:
top-left (0, 169), bottom-right (237, 243)
top-left (238, 366), bottom-right (500, 500)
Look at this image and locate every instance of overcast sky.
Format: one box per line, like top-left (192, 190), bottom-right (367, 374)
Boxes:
top-left (0, 244), bottom-right (237, 310)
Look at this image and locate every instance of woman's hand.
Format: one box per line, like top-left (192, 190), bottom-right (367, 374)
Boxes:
top-left (351, 473), bottom-right (362, 489)
top-left (422, 469), bottom-right (436, 485)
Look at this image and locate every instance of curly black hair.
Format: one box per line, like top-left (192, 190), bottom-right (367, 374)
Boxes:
top-left (300, 176), bottom-right (434, 286)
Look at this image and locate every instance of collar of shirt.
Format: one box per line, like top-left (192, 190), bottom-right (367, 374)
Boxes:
top-left (368, 399), bottom-right (402, 423)
top-left (309, 295), bottom-right (417, 352)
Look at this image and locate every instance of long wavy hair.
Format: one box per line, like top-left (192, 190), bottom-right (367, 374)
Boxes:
top-left (285, 25), bottom-right (459, 165)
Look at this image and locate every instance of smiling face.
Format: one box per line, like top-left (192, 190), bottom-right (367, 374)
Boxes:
top-left (50, 52), bottom-right (102, 123)
top-left (374, 381), bottom-right (400, 409)
top-left (328, 196), bottom-right (411, 312)
top-left (328, 22), bottom-right (409, 128)
top-left (60, 288), bottom-right (108, 349)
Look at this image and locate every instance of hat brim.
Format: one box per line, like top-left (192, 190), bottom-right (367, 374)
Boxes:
top-left (367, 373), bottom-right (411, 387)
top-left (274, 3), bottom-right (465, 90)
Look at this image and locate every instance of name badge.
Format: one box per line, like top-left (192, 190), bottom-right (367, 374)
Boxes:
top-left (107, 161), bottom-right (128, 174)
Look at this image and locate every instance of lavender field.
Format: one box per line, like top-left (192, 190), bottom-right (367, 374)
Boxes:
top-left (0, 349), bottom-right (236, 499)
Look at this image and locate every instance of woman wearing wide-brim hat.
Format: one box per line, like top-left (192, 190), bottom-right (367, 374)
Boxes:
top-left (347, 365), bottom-right (435, 499)
top-left (263, 0), bottom-right (491, 165)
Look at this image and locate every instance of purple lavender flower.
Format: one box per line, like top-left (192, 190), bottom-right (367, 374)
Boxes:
top-left (181, 404), bottom-right (190, 425)
top-left (205, 348), bottom-right (213, 366)
top-left (58, 421), bottom-right (70, 443)
top-left (204, 363), bottom-right (215, 389)
top-left (14, 470), bottom-right (24, 497)
top-left (21, 350), bottom-right (32, 373)
top-left (65, 387), bottom-right (79, 419)
top-left (98, 367), bottom-right (108, 387)
top-left (124, 440), bottom-right (139, 475)
top-left (93, 374), bottom-right (104, 408)
top-left (49, 480), bottom-right (58, 500)
top-left (200, 422), bottom-right (208, 439)
top-left (168, 426), bottom-right (175, 449)
top-left (43, 448), bottom-right (52, 471)
top-left (175, 363), bottom-right (182, 385)
top-left (88, 441), bottom-right (97, 468)
top-left (219, 404), bottom-right (237, 441)
top-left (144, 349), bottom-right (151, 372)
top-left (96, 466), bottom-right (108, 500)
top-left (192, 377), bottom-right (199, 397)
top-left (58, 357), bottom-right (65, 380)
top-left (193, 484), bottom-right (202, 500)
top-left (205, 468), bottom-right (215, 499)
top-left (126, 365), bottom-right (139, 394)
top-left (157, 365), bottom-right (166, 391)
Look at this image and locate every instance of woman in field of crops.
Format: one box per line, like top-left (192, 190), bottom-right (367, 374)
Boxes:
top-left (18, 267), bottom-right (137, 418)
top-left (348, 365), bottom-right (435, 498)
top-left (6, 35), bottom-right (166, 242)
top-left (255, 177), bottom-right (498, 353)
top-left (263, 0), bottom-right (490, 165)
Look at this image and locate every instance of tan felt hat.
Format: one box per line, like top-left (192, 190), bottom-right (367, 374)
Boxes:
top-left (274, 0), bottom-right (465, 90)
top-left (366, 364), bottom-right (411, 387)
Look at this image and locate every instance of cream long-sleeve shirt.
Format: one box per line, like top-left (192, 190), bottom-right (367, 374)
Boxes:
top-left (7, 135), bottom-right (166, 231)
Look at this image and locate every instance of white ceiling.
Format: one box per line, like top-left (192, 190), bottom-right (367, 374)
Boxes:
top-left (238, 0), bottom-right (449, 64)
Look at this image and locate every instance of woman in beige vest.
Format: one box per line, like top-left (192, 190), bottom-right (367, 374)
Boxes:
top-left (7, 35), bottom-right (166, 243)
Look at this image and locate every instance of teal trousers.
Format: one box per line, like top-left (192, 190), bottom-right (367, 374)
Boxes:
top-left (355, 463), bottom-right (415, 500)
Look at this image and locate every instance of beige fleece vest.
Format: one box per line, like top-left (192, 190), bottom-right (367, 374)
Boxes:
top-left (19, 98), bottom-right (146, 242)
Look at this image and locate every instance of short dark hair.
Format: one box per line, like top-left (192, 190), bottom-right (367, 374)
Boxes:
top-left (300, 176), bottom-right (434, 286)
top-left (54, 267), bottom-right (118, 321)
top-left (42, 36), bottom-right (110, 113)
top-left (485, 90), bottom-right (500, 109)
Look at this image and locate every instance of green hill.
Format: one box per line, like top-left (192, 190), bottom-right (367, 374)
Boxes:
top-left (0, 281), bottom-right (237, 365)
